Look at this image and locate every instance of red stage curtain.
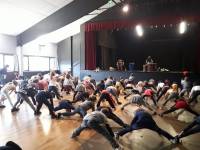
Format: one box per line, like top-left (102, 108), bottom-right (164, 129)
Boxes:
top-left (85, 31), bottom-right (96, 70)
top-left (85, 15), bottom-right (200, 32)
top-left (84, 14), bottom-right (200, 70)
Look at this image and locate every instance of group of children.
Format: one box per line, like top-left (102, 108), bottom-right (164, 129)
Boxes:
top-left (0, 71), bottom-right (200, 150)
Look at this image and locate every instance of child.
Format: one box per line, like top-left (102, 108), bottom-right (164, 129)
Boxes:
top-left (115, 109), bottom-right (175, 143)
top-left (71, 111), bottom-right (119, 149)
top-left (159, 98), bottom-right (199, 117)
top-left (0, 80), bottom-right (18, 109)
top-left (35, 90), bottom-right (57, 118)
top-left (174, 116), bottom-right (200, 143)
top-left (57, 95), bottom-right (96, 118)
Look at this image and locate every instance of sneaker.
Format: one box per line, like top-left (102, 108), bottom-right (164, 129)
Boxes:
top-left (11, 107), bottom-right (19, 112)
top-left (114, 132), bottom-right (119, 140)
top-left (170, 136), bottom-right (180, 144)
top-left (0, 105), bottom-right (6, 108)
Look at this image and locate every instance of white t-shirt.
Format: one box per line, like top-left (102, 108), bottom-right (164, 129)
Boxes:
top-left (190, 86), bottom-right (200, 97)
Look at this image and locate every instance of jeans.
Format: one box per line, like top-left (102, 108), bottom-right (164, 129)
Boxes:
top-left (13, 92), bottom-right (36, 112)
top-left (72, 120), bottom-right (119, 148)
top-left (118, 121), bottom-right (173, 140)
top-left (61, 107), bottom-right (86, 117)
top-left (54, 101), bottom-right (75, 112)
top-left (72, 92), bottom-right (86, 103)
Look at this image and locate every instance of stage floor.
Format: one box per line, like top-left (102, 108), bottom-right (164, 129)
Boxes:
top-left (80, 70), bottom-right (199, 83)
top-left (0, 93), bottom-right (200, 150)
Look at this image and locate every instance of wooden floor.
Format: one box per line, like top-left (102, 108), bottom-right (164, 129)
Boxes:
top-left (0, 93), bottom-right (200, 150)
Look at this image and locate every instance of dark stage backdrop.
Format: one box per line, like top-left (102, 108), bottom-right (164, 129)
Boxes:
top-left (96, 23), bottom-right (199, 72)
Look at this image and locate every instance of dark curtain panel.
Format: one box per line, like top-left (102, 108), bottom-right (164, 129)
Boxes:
top-left (85, 31), bottom-right (96, 70)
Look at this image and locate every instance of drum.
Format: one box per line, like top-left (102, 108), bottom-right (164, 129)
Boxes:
top-left (129, 63), bottom-right (135, 71)
top-left (143, 64), bottom-right (147, 72)
top-left (147, 63), bottom-right (157, 72)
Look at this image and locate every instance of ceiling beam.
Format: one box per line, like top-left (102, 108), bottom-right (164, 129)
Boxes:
top-left (17, 0), bottom-right (108, 46)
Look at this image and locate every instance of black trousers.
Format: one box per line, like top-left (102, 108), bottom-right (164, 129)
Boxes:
top-left (117, 122), bottom-right (173, 140)
top-left (157, 87), bottom-right (169, 102)
top-left (48, 86), bottom-right (61, 100)
top-left (161, 106), bottom-right (199, 116)
top-left (36, 97), bottom-right (54, 116)
top-left (97, 93), bottom-right (115, 108)
top-left (179, 120), bottom-right (200, 139)
top-left (102, 107), bottom-right (127, 127)
top-left (72, 120), bottom-right (118, 148)
top-left (162, 92), bottom-right (179, 106)
top-left (13, 92), bottom-right (36, 112)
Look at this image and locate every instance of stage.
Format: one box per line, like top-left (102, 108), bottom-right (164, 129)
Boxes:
top-left (80, 70), bottom-right (199, 83)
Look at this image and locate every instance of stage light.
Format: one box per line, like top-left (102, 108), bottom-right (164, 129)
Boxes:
top-left (122, 4), bottom-right (129, 13)
top-left (179, 21), bottom-right (187, 34)
top-left (135, 25), bottom-right (143, 37)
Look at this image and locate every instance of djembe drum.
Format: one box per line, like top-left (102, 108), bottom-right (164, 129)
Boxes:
top-left (147, 63), bottom-right (157, 72)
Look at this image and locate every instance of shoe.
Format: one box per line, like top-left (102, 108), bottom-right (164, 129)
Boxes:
top-left (51, 114), bottom-right (57, 119)
top-left (113, 143), bottom-right (120, 150)
top-left (152, 111), bottom-right (157, 115)
top-left (117, 102), bottom-right (122, 105)
top-left (0, 105), bottom-right (6, 108)
top-left (114, 132), bottom-right (119, 140)
top-left (57, 113), bottom-right (62, 119)
top-left (34, 111), bottom-right (41, 116)
top-left (71, 132), bottom-right (78, 138)
top-left (6, 141), bottom-right (22, 150)
top-left (123, 124), bottom-right (129, 128)
top-left (170, 136), bottom-right (180, 144)
top-left (11, 107), bottom-right (19, 112)
top-left (174, 136), bottom-right (180, 144)
top-left (159, 113), bottom-right (163, 117)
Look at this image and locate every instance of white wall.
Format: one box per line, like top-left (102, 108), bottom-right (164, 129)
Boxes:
top-left (22, 41), bottom-right (57, 57)
top-left (0, 34), bottom-right (16, 54)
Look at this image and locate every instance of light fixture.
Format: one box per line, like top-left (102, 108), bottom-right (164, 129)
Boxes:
top-left (135, 25), bottom-right (143, 37)
top-left (122, 4), bottom-right (129, 13)
top-left (179, 21), bottom-right (187, 34)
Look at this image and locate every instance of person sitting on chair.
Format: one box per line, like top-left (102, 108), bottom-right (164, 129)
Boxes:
top-left (116, 59), bottom-right (125, 71)
top-left (146, 56), bottom-right (154, 64)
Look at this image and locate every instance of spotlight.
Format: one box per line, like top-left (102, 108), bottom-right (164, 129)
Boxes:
top-left (179, 21), bottom-right (187, 34)
top-left (135, 25), bottom-right (143, 37)
top-left (122, 4), bottom-right (129, 13)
